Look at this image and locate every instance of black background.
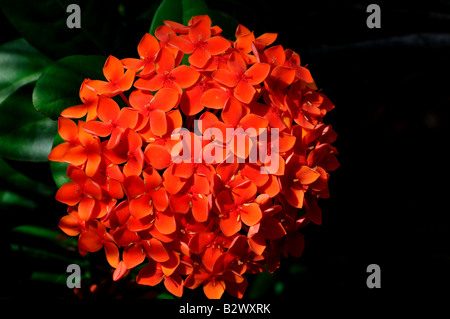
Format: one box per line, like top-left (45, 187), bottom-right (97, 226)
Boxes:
top-left (1, 0), bottom-right (449, 307)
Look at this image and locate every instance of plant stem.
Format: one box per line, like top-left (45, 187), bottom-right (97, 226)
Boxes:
top-left (119, 92), bottom-right (131, 107)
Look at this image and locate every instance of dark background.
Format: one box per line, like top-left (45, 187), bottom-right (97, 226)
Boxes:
top-left (1, 0), bottom-right (449, 306)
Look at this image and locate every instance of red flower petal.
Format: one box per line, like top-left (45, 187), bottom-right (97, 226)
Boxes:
top-left (155, 210), bottom-right (176, 234)
top-left (245, 63), bottom-right (270, 85)
top-left (55, 182), bottom-right (81, 206)
top-left (255, 33), bottom-right (277, 49)
top-left (149, 109), bottom-right (167, 136)
top-left (221, 98), bottom-right (244, 126)
top-left (189, 47), bottom-right (212, 68)
top-left (169, 36), bottom-right (195, 53)
top-left (142, 167), bottom-right (163, 189)
top-left (78, 196), bottom-right (96, 221)
top-left (270, 66), bottom-right (296, 87)
top-left (60, 104), bottom-right (88, 119)
top-left (305, 196), bottom-right (322, 225)
top-left (123, 155), bottom-right (143, 177)
top-left (136, 262), bottom-right (164, 286)
top-left (248, 233), bottom-right (266, 255)
top-left (220, 209), bottom-right (241, 237)
top-left (48, 142), bottom-right (70, 162)
top-left (164, 273), bottom-right (184, 297)
top-left (129, 194), bottom-right (153, 220)
top-left (121, 58), bottom-right (145, 71)
top-left (204, 36), bottom-right (230, 55)
top-left (150, 187), bottom-right (169, 212)
top-left (169, 193), bottom-right (190, 213)
top-left (228, 51), bottom-right (247, 76)
top-left (234, 80), bottom-right (256, 104)
top-left (215, 190), bottom-right (235, 215)
top-left (104, 242), bottom-right (120, 268)
top-left (103, 55), bottom-right (124, 83)
top-left (190, 174), bottom-right (211, 195)
top-left (123, 175), bottom-right (146, 199)
top-left (191, 194), bottom-right (209, 222)
top-left (58, 214), bottom-right (80, 236)
top-left (116, 108), bottom-right (138, 130)
top-left (58, 118), bottom-right (79, 142)
top-left (134, 74), bottom-right (165, 91)
top-left (240, 164), bottom-right (269, 187)
top-left (118, 68), bottom-right (136, 91)
top-left (180, 85), bottom-right (204, 116)
top-left (123, 244), bottom-right (146, 269)
top-left (155, 47), bottom-right (175, 75)
top-left (212, 69), bottom-right (239, 87)
top-left (137, 33), bottom-right (160, 59)
top-left (286, 232), bottom-right (305, 257)
top-left (163, 166), bottom-right (186, 194)
top-left (239, 203), bottom-right (262, 226)
top-left (189, 232), bottom-right (216, 255)
top-left (203, 279), bottom-right (225, 299)
top-left (144, 144), bottom-right (172, 170)
top-left (200, 88), bottom-right (231, 109)
top-left (285, 183), bottom-right (304, 208)
top-left (145, 238), bottom-right (170, 262)
top-left (171, 65), bottom-right (200, 89)
top-left (83, 121), bottom-right (111, 137)
top-left (85, 152), bottom-right (102, 177)
top-left (151, 88), bottom-right (180, 112)
top-left (172, 162), bottom-right (195, 179)
top-left (113, 261), bottom-right (128, 281)
top-left (296, 165), bottom-right (320, 185)
top-left (97, 97), bottom-right (120, 123)
top-left (189, 20), bottom-right (211, 42)
top-left (79, 228), bottom-right (103, 253)
top-left (258, 175), bottom-right (280, 198)
top-left (259, 216), bottom-right (287, 239)
top-left (127, 214), bottom-right (154, 232)
top-left (263, 45), bottom-right (286, 66)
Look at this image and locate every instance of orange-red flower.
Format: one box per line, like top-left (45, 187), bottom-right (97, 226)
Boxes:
top-left (215, 181), bottom-right (262, 237)
top-left (60, 79), bottom-right (99, 121)
top-left (87, 55), bottom-right (135, 97)
top-left (49, 15), bottom-right (339, 300)
top-left (48, 118), bottom-right (102, 177)
top-left (83, 97), bottom-right (138, 149)
top-left (212, 51), bottom-right (270, 104)
top-left (129, 88), bottom-right (179, 136)
top-left (122, 33), bottom-right (160, 76)
top-left (168, 19), bottom-right (230, 68)
top-left (55, 166), bottom-right (103, 221)
top-left (134, 47), bottom-right (200, 93)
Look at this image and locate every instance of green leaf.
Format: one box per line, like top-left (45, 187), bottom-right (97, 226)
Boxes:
top-left (0, 190), bottom-right (37, 210)
top-left (0, 0), bottom-right (123, 59)
top-left (30, 271), bottom-right (69, 286)
top-left (33, 55), bottom-right (105, 120)
top-left (0, 156), bottom-right (54, 197)
top-left (12, 225), bottom-right (67, 243)
top-left (149, 0), bottom-right (183, 35)
top-left (248, 270), bottom-right (276, 298)
top-left (0, 38), bottom-right (52, 105)
top-left (181, 0), bottom-right (209, 25)
top-left (0, 84), bottom-right (57, 162)
top-left (157, 292), bottom-right (176, 299)
top-left (11, 225), bottom-right (79, 252)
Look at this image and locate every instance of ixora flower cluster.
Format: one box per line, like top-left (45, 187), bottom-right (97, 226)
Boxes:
top-left (49, 15), bottom-right (339, 299)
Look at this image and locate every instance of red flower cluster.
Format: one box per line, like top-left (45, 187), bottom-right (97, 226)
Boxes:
top-left (49, 15), bottom-right (339, 299)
